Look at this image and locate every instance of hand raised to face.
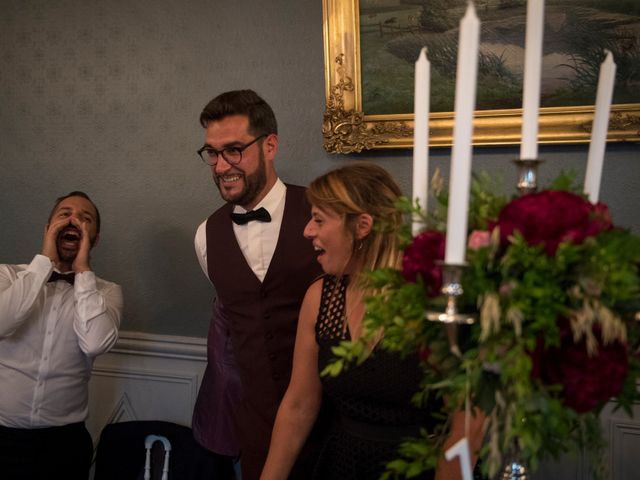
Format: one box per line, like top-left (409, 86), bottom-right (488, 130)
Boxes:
top-left (70, 217), bottom-right (93, 273)
top-left (41, 216), bottom-right (69, 267)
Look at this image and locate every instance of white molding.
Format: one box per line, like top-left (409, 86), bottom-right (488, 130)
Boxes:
top-left (93, 364), bottom-right (200, 384)
top-left (103, 392), bottom-right (139, 424)
top-left (110, 330), bottom-right (207, 361)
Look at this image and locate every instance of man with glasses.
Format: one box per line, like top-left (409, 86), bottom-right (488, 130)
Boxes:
top-left (192, 90), bottom-right (322, 480)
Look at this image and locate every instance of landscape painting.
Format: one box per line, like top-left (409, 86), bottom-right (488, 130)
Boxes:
top-left (360, 0), bottom-right (640, 115)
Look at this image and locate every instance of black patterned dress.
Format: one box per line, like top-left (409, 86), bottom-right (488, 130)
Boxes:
top-left (312, 275), bottom-right (439, 480)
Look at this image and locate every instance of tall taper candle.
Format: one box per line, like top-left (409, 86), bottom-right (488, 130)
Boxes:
top-left (412, 47), bottom-right (430, 235)
top-left (520, 0), bottom-right (545, 160)
top-left (584, 50), bottom-right (616, 203)
top-left (446, 2), bottom-right (480, 265)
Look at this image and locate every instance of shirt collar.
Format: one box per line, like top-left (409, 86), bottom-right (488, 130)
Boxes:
top-left (234, 178), bottom-right (286, 215)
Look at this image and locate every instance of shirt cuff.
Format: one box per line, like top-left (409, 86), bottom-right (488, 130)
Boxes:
top-left (74, 270), bottom-right (97, 292)
top-left (30, 254), bottom-right (55, 277)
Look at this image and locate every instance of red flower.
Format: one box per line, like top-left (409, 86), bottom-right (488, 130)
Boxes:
top-left (402, 230), bottom-right (445, 297)
top-left (419, 345), bottom-right (432, 363)
top-left (497, 191), bottom-right (612, 255)
top-left (531, 319), bottom-right (628, 413)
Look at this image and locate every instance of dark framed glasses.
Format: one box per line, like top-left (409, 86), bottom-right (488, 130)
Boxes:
top-left (197, 134), bottom-right (267, 166)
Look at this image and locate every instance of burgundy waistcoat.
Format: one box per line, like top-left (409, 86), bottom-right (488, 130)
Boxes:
top-left (206, 184), bottom-right (321, 478)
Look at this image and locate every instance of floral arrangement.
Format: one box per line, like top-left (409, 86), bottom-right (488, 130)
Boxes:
top-left (327, 171), bottom-right (640, 478)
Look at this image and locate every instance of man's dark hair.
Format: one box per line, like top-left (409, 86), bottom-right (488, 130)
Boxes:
top-left (199, 89), bottom-right (278, 136)
top-left (48, 191), bottom-right (101, 234)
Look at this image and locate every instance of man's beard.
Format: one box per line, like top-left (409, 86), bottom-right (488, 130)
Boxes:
top-left (57, 247), bottom-right (77, 265)
top-left (215, 149), bottom-right (267, 208)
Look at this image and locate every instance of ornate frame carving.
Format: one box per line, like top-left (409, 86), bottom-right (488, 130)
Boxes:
top-left (322, 0), bottom-right (640, 154)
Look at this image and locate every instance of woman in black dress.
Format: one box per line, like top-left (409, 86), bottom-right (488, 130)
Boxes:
top-left (261, 163), bottom-right (484, 480)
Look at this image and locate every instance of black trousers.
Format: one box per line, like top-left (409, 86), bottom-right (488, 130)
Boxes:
top-left (0, 422), bottom-right (93, 480)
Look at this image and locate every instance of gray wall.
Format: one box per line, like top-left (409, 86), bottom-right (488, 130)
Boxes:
top-left (1, 0), bottom-right (638, 337)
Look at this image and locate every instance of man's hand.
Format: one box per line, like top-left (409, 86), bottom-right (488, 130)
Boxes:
top-left (41, 217), bottom-right (69, 267)
top-left (71, 218), bottom-right (92, 273)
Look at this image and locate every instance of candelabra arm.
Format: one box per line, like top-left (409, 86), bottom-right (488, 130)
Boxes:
top-left (426, 263), bottom-right (475, 325)
top-left (425, 263), bottom-right (476, 355)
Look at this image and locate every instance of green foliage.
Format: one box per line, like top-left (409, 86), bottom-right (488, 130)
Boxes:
top-left (547, 169), bottom-right (581, 193)
top-left (380, 429), bottom-right (442, 479)
top-left (323, 171), bottom-right (640, 479)
top-left (429, 170), bottom-right (509, 233)
top-left (468, 172), bottom-right (509, 230)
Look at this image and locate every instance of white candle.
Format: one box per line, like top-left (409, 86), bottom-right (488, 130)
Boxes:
top-left (445, 437), bottom-right (474, 480)
top-left (584, 50), bottom-right (616, 203)
top-left (412, 47), bottom-right (430, 235)
top-left (445, 2), bottom-right (480, 265)
top-left (520, 0), bottom-right (545, 160)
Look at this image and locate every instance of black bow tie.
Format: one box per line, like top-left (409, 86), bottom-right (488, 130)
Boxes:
top-left (230, 207), bottom-right (272, 225)
top-left (48, 271), bottom-right (75, 285)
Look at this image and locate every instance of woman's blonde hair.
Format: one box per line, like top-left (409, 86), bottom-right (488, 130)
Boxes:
top-left (306, 162), bottom-right (404, 283)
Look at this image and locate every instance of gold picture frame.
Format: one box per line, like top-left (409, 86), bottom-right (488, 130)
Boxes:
top-left (322, 0), bottom-right (640, 154)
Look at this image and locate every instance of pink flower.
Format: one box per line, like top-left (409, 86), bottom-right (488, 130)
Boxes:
top-left (499, 281), bottom-right (516, 296)
top-left (467, 230), bottom-right (491, 250)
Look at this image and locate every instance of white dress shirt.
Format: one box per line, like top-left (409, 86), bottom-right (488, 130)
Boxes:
top-left (195, 179), bottom-right (287, 282)
top-left (0, 254), bottom-right (123, 428)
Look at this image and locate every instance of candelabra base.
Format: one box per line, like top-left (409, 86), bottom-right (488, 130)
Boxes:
top-left (502, 460), bottom-right (528, 480)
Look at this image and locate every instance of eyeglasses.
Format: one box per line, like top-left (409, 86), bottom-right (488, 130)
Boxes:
top-left (197, 134), bottom-right (267, 166)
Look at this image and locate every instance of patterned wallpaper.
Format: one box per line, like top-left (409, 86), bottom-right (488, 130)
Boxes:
top-left (1, 0), bottom-right (638, 336)
top-left (0, 0), bottom-right (329, 336)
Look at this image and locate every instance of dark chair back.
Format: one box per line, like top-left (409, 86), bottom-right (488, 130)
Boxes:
top-left (94, 421), bottom-right (198, 480)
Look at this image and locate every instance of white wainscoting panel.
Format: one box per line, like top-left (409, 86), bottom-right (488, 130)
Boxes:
top-left (86, 330), bottom-right (207, 444)
top-left (532, 395), bottom-right (640, 480)
top-left (604, 401), bottom-right (640, 480)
